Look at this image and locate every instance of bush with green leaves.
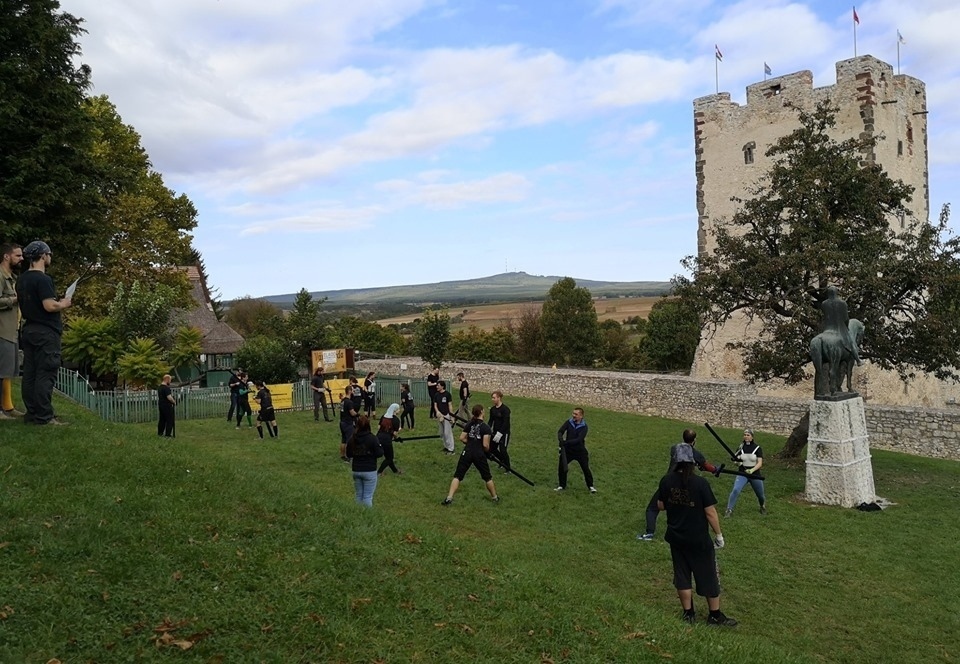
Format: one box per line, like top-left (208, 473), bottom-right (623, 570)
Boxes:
top-left (235, 336), bottom-right (300, 384)
top-left (412, 308), bottom-right (450, 368)
top-left (117, 338), bottom-right (169, 389)
top-left (168, 326), bottom-right (204, 383)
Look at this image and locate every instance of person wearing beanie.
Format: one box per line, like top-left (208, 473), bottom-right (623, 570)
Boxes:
top-left (0, 243), bottom-right (24, 419)
top-left (657, 433), bottom-right (736, 627)
top-left (725, 428), bottom-right (767, 517)
top-left (16, 241), bottom-right (71, 425)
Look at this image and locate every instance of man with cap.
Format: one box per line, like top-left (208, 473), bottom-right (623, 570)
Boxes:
top-left (657, 435), bottom-right (736, 626)
top-left (16, 241), bottom-right (71, 425)
top-left (0, 243), bottom-right (24, 419)
top-left (638, 428), bottom-right (718, 541)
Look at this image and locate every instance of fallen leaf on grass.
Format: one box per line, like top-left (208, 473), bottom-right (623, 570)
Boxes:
top-left (172, 571), bottom-right (182, 581)
top-left (434, 622), bottom-right (447, 629)
top-left (261, 624), bottom-right (273, 633)
top-left (0, 605), bottom-right (14, 620)
top-left (403, 533), bottom-right (422, 544)
top-left (307, 613), bottom-right (326, 625)
top-left (350, 598), bottom-right (372, 610)
top-left (622, 631), bottom-right (648, 640)
top-left (467, 594), bottom-right (479, 602)
top-left (460, 624), bottom-right (475, 635)
top-left (45, 659), bottom-right (61, 664)
top-left (0, 542), bottom-right (9, 549)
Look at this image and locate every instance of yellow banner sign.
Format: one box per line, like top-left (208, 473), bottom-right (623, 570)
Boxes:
top-left (310, 348), bottom-right (354, 375)
top-left (264, 383), bottom-right (293, 410)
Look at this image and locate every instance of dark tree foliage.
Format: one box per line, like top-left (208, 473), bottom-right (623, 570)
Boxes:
top-left (236, 336), bottom-right (299, 384)
top-left (224, 297), bottom-right (285, 338)
top-left (285, 289), bottom-right (327, 368)
top-left (0, 1), bottom-right (105, 270)
top-left (412, 308), bottom-right (450, 368)
top-left (540, 277), bottom-right (601, 366)
top-left (676, 102), bottom-right (960, 384)
top-left (636, 297), bottom-right (702, 372)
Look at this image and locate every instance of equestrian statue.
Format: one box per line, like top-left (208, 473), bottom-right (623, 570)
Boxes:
top-left (809, 286), bottom-right (864, 399)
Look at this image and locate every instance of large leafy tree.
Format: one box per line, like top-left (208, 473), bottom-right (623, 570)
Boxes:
top-left (0, 1), bottom-right (104, 269)
top-left (412, 308), bottom-right (450, 368)
top-left (637, 297), bottom-right (703, 372)
top-left (225, 297), bottom-right (285, 338)
top-left (285, 288), bottom-right (327, 368)
top-left (676, 102), bottom-right (960, 385)
top-left (540, 277), bottom-right (601, 366)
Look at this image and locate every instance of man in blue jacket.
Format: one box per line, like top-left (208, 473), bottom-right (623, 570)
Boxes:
top-left (556, 407), bottom-right (596, 493)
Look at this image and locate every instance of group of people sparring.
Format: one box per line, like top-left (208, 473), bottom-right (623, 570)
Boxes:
top-left (224, 368), bottom-right (278, 439)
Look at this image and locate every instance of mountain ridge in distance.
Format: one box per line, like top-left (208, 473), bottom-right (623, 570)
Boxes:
top-left (258, 271), bottom-right (672, 306)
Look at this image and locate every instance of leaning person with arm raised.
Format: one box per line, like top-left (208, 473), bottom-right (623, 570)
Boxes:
top-left (441, 404), bottom-right (499, 506)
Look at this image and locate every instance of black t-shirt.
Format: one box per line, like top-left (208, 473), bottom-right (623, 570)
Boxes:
top-left (459, 380), bottom-right (470, 401)
top-left (350, 384), bottom-right (364, 410)
top-left (488, 403), bottom-right (511, 435)
top-left (400, 389), bottom-right (413, 409)
top-left (426, 372), bottom-right (439, 394)
top-left (658, 472), bottom-right (717, 551)
top-left (465, 419), bottom-right (492, 455)
top-left (433, 391), bottom-right (452, 416)
top-left (340, 397), bottom-right (356, 422)
top-left (228, 373), bottom-right (242, 394)
top-left (310, 374), bottom-right (326, 390)
top-left (256, 388), bottom-right (274, 410)
top-left (158, 384), bottom-right (173, 408)
top-left (348, 431), bottom-right (383, 472)
top-left (16, 270), bottom-right (62, 333)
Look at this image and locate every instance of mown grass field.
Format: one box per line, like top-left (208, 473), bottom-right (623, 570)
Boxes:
top-left (377, 296), bottom-right (662, 332)
top-left (1, 390), bottom-right (958, 663)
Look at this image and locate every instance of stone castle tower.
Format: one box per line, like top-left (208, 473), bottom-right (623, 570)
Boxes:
top-left (689, 55), bottom-right (942, 406)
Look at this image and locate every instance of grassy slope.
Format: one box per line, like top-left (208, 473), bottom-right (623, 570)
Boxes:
top-left (0, 394), bottom-right (958, 663)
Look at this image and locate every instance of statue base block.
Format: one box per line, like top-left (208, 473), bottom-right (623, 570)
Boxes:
top-left (805, 396), bottom-right (877, 508)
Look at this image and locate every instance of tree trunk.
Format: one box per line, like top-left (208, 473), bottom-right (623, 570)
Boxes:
top-left (776, 411), bottom-right (810, 459)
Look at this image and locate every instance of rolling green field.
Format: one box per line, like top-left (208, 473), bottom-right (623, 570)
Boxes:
top-left (1, 392), bottom-right (958, 663)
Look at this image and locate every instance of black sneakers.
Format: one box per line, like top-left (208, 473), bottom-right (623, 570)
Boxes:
top-left (707, 612), bottom-right (738, 627)
top-left (441, 498), bottom-right (453, 506)
top-left (682, 611), bottom-right (696, 624)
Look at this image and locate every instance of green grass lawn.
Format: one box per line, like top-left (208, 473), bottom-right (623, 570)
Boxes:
top-left (1, 392), bottom-right (958, 663)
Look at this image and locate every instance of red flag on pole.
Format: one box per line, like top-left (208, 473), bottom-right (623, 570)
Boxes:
top-left (853, 7), bottom-right (860, 24)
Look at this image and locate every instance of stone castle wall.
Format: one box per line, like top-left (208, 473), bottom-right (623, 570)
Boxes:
top-left (357, 358), bottom-right (960, 461)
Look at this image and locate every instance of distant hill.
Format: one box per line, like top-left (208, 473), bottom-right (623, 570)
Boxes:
top-left (260, 272), bottom-right (672, 306)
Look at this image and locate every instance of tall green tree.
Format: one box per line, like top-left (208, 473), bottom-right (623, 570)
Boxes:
top-left (540, 277), bottom-right (601, 366)
top-left (225, 297), bottom-right (285, 338)
top-left (285, 288), bottom-right (327, 369)
top-left (412, 308), bottom-right (450, 368)
top-left (236, 336), bottom-right (299, 384)
top-left (637, 297), bottom-right (702, 372)
top-left (108, 281), bottom-right (183, 349)
top-left (0, 1), bottom-right (104, 270)
top-left (676, 102), bottom-right (960, 385)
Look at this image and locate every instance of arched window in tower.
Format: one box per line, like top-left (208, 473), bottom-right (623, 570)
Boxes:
top-left (743, 141), bottom-right (756, 165)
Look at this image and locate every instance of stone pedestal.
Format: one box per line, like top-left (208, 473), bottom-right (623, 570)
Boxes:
top-left (805, 396), bottom-right (877, 507)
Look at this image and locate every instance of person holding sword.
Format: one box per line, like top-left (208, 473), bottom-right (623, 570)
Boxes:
top-left (724, 428), bottom-right (767, 517)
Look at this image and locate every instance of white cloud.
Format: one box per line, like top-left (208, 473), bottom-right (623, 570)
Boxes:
top-left (377, 172), bottom-right (531, 209)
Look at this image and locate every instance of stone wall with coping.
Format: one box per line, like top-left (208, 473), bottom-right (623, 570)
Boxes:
top-left (357, 358), bottom-right (960, 461)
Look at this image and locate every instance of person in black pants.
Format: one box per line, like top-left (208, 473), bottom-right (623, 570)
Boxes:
top-left (339, 390), bottom-right (359, 462)
top-left (254, 381), bottom-right (278, 439)
top-left (16, 241), bottom-right (71, 425)
top-left (399, 383), bottom-right (415, 430)
top-left (157, 374), bottom-right (176, 437)
top-left (310, 367), bottom-right (332, 422)
top-left (556, 407), bottom-right (596, 493)
top-left (657, 443), bottom-right (735, 626)
top-left (441, 404), bottom-right (499, 505)
top-left (456, 371), bottom-right (470, 418)
top-left (638, 429), bottom-right (718, 541)
top-left (377, 404), bottom-right (402, 476)
top-left (235, 376), bottom-right (253, 429)
top-left (488, 390), bottom-right (511, 472)
top-left (426, 367), bottom-right (439, 418)
top-left (226, 368), bottom-right (242, 422)
top-left (363, 371), bottom-right (377, 418)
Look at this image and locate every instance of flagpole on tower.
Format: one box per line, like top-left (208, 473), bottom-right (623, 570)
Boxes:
top-left (714, 45), bottom-right (722, 94)
top-left (897, 30), bottom-right (905, 74)
top-left (853, 7), bottom-right (859, 57)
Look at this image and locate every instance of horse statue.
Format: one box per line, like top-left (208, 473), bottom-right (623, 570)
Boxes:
top-left (809, 318), bottom-right (864, 398)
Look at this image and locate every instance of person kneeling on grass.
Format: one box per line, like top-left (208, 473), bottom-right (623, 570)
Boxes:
top-left (657, 443), bottom-right (736, 627)
top-left (347, 415), bottom-right (383, 507)
top-left (441, 404), bottom-right (499, 506)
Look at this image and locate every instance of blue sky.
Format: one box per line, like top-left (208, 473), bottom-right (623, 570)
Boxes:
top-left (58, 0), bottom-right (960, 299)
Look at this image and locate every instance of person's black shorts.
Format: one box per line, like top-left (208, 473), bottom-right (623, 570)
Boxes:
top-left (669, 544), bottom-right (720, 598)
top-left (453, 450), bottom-right (492, 482)
top-left (257, 407), bottom-right (276, 422)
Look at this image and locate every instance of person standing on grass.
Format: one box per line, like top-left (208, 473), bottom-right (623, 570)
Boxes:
top-left (0, 243), bottom-right (24, 420)
top-left (399, 382), bottom-right (415, 431)
top-left (347, 415), bottom-right (383, 507)
top-left (16, 241), bottom-right (71, 426)
top-left (433, 380), bottom-right (456, 454)
top-left (377, 404), bottom-right (402, 476)
top-left (226, 368), bottom-right (242, 423)
top-left (348, 376), bottom-right (365, 415)
top-left (339, 390), bottom-right (359, 461)
top-left (657, 443), bottom-right (736, 627)
top-left (157, 374), bottom-right (176, 437)
top-left (310, 366), bottom-right (332, 422)
top-left (235, 377), bottom-right (253, 429)
top-left (456, 371), bottom-right (470, 418)
top-left (426, 367), bottom-right (440, 418)
top-left (488, 390), bottom-right (512, 472)
top-left (725, 429), bottom-right (766, 517)
top-left (363, 371), bottom-right (377, 418)
top-left (441, 404), bottom-right (499, 505)
top-left (638, 429), bottom-right (719, 542)
top-left (253, 380), bottom-right (278, 439)
top-left (556, 407), bottom-right (596, 493)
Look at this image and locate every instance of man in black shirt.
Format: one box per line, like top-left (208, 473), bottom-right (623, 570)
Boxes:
top-left (441, 404), bottom-right (499, 505)
top-left (16, 241), bottom-right (71, 425)
top-left (226, 369), bottom-right (242, 422)
top-left (657, 441), bottom-right (735, 626)
top-left (433, 380), bottom-right (456, 454)
top-left (456, 371), bottom-right (470, 418)
top-left (426, 367), bottom-right (440, 418)
top-left (157, 374), bottom-right (176, 437)
top-left (310, 366), bottom-right (332, 422)
top-left (488, 390), bottom-right (512, 471)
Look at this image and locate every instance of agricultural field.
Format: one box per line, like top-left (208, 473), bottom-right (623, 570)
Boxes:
top-left (377, 295), bottom-right (664, 331)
